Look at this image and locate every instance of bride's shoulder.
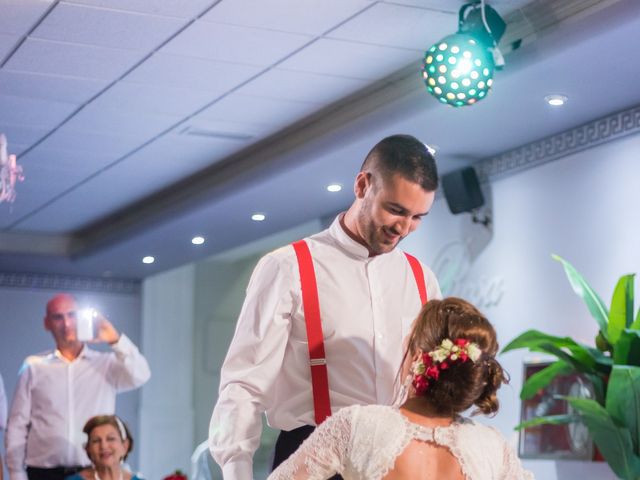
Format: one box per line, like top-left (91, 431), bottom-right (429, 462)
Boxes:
top-left (454, 418), bottom-right (510, 447)
top-left (344, 404), bottom-right (406, 431)
top-left (456, 417), bottom-right (501, 434)
top-left (344, 404), bottom-right (402, 420)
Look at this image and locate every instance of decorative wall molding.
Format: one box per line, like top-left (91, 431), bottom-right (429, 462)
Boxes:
top-left (477, 104), bottom-right (640, 181)
top-left (0, 271), bottom-right (140, 294)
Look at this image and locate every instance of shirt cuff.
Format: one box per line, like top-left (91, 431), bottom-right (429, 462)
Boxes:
top-left (222, 459), bottom-right (253, 480)
top-left (9, 469), bottom-right (29, 480)
top-left (110, 333), bottom-right (134, 354)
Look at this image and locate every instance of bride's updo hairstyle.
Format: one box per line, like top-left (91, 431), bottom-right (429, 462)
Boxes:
top-left (405, 297), bottom-right (508, 417)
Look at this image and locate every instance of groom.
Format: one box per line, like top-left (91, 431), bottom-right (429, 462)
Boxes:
top-left (209, 134), bottom-right (442, 479)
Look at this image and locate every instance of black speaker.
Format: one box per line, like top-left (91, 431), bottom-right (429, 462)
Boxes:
top-left (441, 167), bottom-right (485, 214)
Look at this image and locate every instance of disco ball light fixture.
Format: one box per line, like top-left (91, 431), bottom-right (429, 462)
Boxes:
top-left (422, 1), bottom-right (506, 107)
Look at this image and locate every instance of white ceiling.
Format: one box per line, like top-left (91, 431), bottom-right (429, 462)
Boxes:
top-left (0, 0), bottom-right (638, 279)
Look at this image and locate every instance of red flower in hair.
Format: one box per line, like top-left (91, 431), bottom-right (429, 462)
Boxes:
top-left (413, 375), bottom-right (429, 394)
top-left (426, 365), bottom-right (440, 380)
top-left (422, 353), bottom-right (433, 366)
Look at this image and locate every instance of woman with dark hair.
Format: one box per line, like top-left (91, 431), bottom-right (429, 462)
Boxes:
top-left (65, 415), bottom-right (141, 480)
top-left (269, 297), bottom-right (533, 480)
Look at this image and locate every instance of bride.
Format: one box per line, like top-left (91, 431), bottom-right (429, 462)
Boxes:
top-left (268, 297), bottom-right (533, 480)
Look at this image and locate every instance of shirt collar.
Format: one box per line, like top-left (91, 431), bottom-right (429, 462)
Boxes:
top-left (331, 213), bottom-right (396, 261)
top-left (53, 343), bottom-right (95, 363)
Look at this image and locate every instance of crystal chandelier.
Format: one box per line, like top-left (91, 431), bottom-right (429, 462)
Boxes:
top-left (0, 133), bottom-right (25, 204)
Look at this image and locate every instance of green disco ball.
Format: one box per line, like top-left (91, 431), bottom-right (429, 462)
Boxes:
top-left (422, 33), bottom-right (495, 107)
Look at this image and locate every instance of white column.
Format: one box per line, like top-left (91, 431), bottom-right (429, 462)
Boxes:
top-left (139, 264), bottom-right (195, 479)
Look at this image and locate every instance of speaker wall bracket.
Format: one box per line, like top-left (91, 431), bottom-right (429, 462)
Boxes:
top-left (471, 207), bottom-right (492, 229)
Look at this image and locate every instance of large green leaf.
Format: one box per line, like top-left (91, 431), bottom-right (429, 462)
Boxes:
top-left (565, 397), bottom-right (640, 480)
top-left (609, 275), bottom-right (636, 344)
top-left (631, 305), bottom-right (640, 331)
top-left (521, 361), bottom-right (573, 400)
top-left (515, 413), bottom-right (577, 431)
top-left (502, 330), bottom-right (571, 353)
top-left (552, 254), bottom-right (610, 339)
top-left (606, 366), bottom-right (640, 456)
top-left (614, 330), bottom-right (640, 366)
top-left (502, 330), bottom-right (612, 372)
top-left (583, 373), bottom-right (607, 406)
top-left (539, 343), bottom-right (595, 374)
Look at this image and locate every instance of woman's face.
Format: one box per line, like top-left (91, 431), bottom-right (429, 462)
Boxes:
top-left (86, 424), bottom-right (129, 468)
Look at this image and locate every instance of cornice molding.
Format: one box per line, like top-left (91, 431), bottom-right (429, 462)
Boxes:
top-left (477, 104), bottom-right (640, 181)
top-left (0, 271), bottom-right (140, 294)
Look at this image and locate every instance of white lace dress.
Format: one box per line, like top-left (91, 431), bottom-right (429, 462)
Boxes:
top-left (268, 405), bottom-right (534, 480)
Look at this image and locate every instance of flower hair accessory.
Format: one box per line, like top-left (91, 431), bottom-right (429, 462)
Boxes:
top-left (411, 338), bottom-right (482, 395)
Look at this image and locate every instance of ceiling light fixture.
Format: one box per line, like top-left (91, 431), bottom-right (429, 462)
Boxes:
top-left (327, 183), bottom-right (342, 192)
top-left (422, 1), bottom-right (506, 107)
top-left (0, 133), bottom-right (25, 204)
top-left (251, 213), bottom-right (266, 222)
top-left (142, 256), bottom-right (155, 264)
top-left (545, 94), bottom-right (568, 106)
top-left (191, 236), bottom-right (205, 245)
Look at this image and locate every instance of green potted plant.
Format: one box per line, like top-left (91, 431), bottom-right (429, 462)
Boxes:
top-left (503, 255), bottom-right (640, 480)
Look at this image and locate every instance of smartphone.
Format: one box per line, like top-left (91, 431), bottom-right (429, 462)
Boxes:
top-left (77, 308), bottom-right (96, 341)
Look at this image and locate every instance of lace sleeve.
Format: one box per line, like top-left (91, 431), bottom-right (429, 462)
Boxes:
top-left (500, 438), bottom-right (535, 480)
top-left (267, 407), bottom-right (353, 480)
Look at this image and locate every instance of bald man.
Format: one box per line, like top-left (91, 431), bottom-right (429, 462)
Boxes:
top-left (5, 294), bottom-right (151, 480)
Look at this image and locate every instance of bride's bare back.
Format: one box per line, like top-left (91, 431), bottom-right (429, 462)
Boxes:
top-left (383, 439), bottom-right (465, 480)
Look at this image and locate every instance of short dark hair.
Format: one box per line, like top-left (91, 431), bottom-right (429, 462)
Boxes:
top-left (83, 415), bottom-right (134, 461)
top-left (361, 134), bottom-right (438, 192)
top-left (404, 297), bottom-right (508, 417)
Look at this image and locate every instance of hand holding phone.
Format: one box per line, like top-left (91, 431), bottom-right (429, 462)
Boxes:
top-left (78, 308), bottom-right (120, 344)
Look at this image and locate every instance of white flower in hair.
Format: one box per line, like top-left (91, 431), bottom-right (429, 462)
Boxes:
top-left (428, 338), bottom-right (482, 364)
top-left (429, 339), bottom-right (452, 363)
top-left (467, 343), bottom-right (482, 362)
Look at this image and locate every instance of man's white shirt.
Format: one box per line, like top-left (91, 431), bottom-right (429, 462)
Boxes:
top-left (209, 216), bottom-right (441, 479)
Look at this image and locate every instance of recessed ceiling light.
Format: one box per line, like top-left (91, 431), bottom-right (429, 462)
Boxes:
top-left (327, 183), bottom-right (342, 192)
top-left (142, 256), bottom-right (155, 264)
top-left (544, 94), bottom-right (568, 106)
top-left (251, 213), bottom-right (266, 222)
top-left (192, 236), bottom-right (205, 245)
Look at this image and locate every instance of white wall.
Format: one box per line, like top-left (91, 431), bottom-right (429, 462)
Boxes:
top-left (138, 264), bottom-right (195, 480)
top-left (0, 285), bottom-right (143, 475)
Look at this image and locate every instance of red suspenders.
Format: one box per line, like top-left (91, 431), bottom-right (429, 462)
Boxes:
top-left (404, 252), bottom-right (427, 305)
top-left (292, 240), bottom-right (428, 425)
top-left (292, 240), bottom-right (332, 425)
